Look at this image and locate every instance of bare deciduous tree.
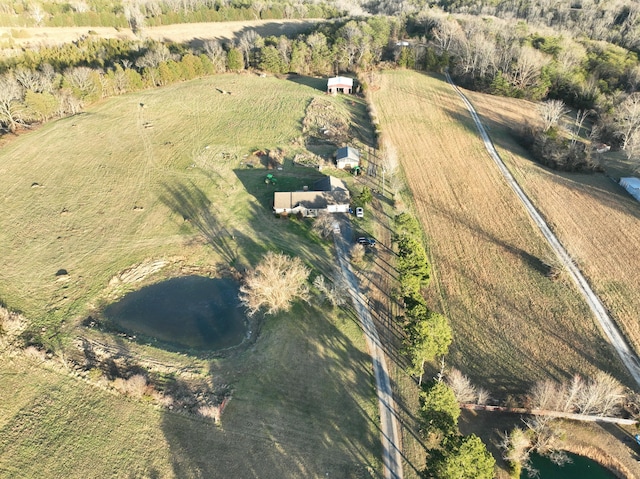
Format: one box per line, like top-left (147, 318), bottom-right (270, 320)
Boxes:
top-left (113, 374), bottom-right (148, 398)
top-left (476, 387), bottom-right (491, 406)
top-left (538, 99), bottom-right (569, 132)
top-left (203, 40), bottom-right (227, 73)
top-left (350, 243), bottom-right (365, 263)
top-left (530, 379), bottom-right (564, 411)
top-left (238, 30), bottom-right (260, 69)
top-left (135, 45), bottom-right (174, 69)
top-left (529, 373), bottom-right (625, 416)
top-left (239, 251), bottom-right (310, 316)
top-left (313, 274), bottom-right (348, 307)
top-left (522, 416), bottom-right (563, 454)
top-left (0, 75), bottom-right (25, 132)
top-left (499, 427), bottom-right (532, 473)
top-left (380, 138), bottom-right (400, 195)
top-left (312, 212), bottom-right (337, 239)
top-left (614, 92), bottom-right (640, 151)
top-left (446, 368), bottom-right (477, 404)
top-left (575, 372), bottom-right (625, 416)
top-left (508, 45), bottom-right (549, 90)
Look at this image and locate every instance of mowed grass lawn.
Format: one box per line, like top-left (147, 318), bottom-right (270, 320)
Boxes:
top-left (371, 70), bottom-right (630, 394)
top-left (0, 74), bottom-right (381, 478)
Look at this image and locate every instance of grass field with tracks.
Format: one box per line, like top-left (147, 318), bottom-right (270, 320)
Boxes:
top-left (463, 89), bottom-right (640, 368)
top-left (0, 73), bottom-right (381, 478)
top-left (370, 70), bottom-right (631, 395)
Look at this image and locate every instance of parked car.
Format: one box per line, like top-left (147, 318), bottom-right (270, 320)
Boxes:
top-left (357, 237), bottom-right (376, 247)
top-left (355, 207), bottom-right (364, 218)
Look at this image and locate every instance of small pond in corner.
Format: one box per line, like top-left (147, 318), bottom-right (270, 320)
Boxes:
top-left (103, 276), bottom-right (246, 351)
top-left (521, 452), bottom-right (617, 479)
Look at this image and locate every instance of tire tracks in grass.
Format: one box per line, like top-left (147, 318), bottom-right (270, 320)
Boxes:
top-left (445, 71), bottom-right (640, 389)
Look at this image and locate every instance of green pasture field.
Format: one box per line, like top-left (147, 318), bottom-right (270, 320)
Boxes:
top-left (0, 73), bottom-right (380, 478)
top-left (0, 302), bottom-right (380, 478)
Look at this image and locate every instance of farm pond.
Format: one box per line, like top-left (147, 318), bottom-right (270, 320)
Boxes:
top-left (103, 276), bottom-right (246, 351)
top-left (522, 452), bottom-right (617, 479)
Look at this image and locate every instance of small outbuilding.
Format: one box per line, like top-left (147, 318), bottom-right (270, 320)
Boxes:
top-left (327, 76), bottom-right (354, 94)
top-left (273, 176), bottom-right (350, 217)
top-left (335, 146), bottom-right (360, 170)
top-left (620, 177), bottom-right (640, 202)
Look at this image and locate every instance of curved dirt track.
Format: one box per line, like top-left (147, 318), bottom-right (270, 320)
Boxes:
top-left (334, 218), bottom-right (403, 479)
top-left (445, 72), bottom-right (640, 389)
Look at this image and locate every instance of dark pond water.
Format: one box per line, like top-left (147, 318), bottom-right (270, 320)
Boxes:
top-left (522, 452), bottom-right (617, 479)
top-left (104, 276), bottom-right (246, 351)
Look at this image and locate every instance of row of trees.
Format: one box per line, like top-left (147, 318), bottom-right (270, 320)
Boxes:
top-left (0, 16), bottom-right (403, 132)
top-left (5, 10), bottom-right (639, 164)
top-left (0, 0), bottom-right (339, 29)
top-left (392, 212), bottom-right (453, 387)
top-left (420, 378), bottom-right (495, 479)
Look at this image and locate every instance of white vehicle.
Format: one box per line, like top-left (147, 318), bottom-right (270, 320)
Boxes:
top-left (355, 207), bottom-right (364, 218)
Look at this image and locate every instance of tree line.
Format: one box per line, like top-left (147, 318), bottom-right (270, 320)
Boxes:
top-left (0, 16), bottom-right (400, 133)
top-left (5, 8), bottom-right (640, 170)
top-left (0, 0), bottom-right (339, 30)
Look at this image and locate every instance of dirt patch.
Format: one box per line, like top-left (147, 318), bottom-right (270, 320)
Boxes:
top-left (303, 97), bottom-right (351, 146)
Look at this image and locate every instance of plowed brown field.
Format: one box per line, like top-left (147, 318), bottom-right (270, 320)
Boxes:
top-left (371, 70), bottom-right (630, 394)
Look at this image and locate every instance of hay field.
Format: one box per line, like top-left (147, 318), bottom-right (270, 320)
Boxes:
top-left (0, 73), bottom-right (380, 478)
top-left (463, 89), bottom-right (640, 372)
top-left (370, 70), bottom-right (629, 394)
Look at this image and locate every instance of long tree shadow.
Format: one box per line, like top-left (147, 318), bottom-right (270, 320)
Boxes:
top-left (160, 300), bottom-right (388, 478)
top-left (159, 180), bottom-right (238, 265)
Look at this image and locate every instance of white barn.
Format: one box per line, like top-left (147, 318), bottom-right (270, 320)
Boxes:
top-left (327, 76), bottom-right (354, 94)
top-left (620, 177), bottom-right (640, 202)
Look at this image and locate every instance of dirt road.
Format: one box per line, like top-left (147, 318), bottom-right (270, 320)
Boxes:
top-left (333, 217), bottom-right (403, 479)
top-left (445, 72), bottom-right (640, 389)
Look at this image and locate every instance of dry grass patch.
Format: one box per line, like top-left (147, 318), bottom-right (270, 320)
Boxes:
top-left (370, 70), bottom-right (629, 395)
top-left (463, 87), bottom-right (640, 371)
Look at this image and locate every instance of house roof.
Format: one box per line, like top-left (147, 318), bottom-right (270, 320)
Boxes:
top-left (336, 146), bottom-right (360, 162)
top-left (327, 76), bottom-right (354, 88)
top-left (274, 175), bottom-right (350, 210)
top-left (274, 190), bottom-right (350, 210)
top-left (314, 176), bottom-right (348, 192)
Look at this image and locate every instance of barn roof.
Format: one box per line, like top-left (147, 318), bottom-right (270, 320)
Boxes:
top-left (327, 76), bottom-right (354, 87)
top-left (336, 146), bottom-right (360, 163)
top-left (620, 177), bottom-right (640, 202)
